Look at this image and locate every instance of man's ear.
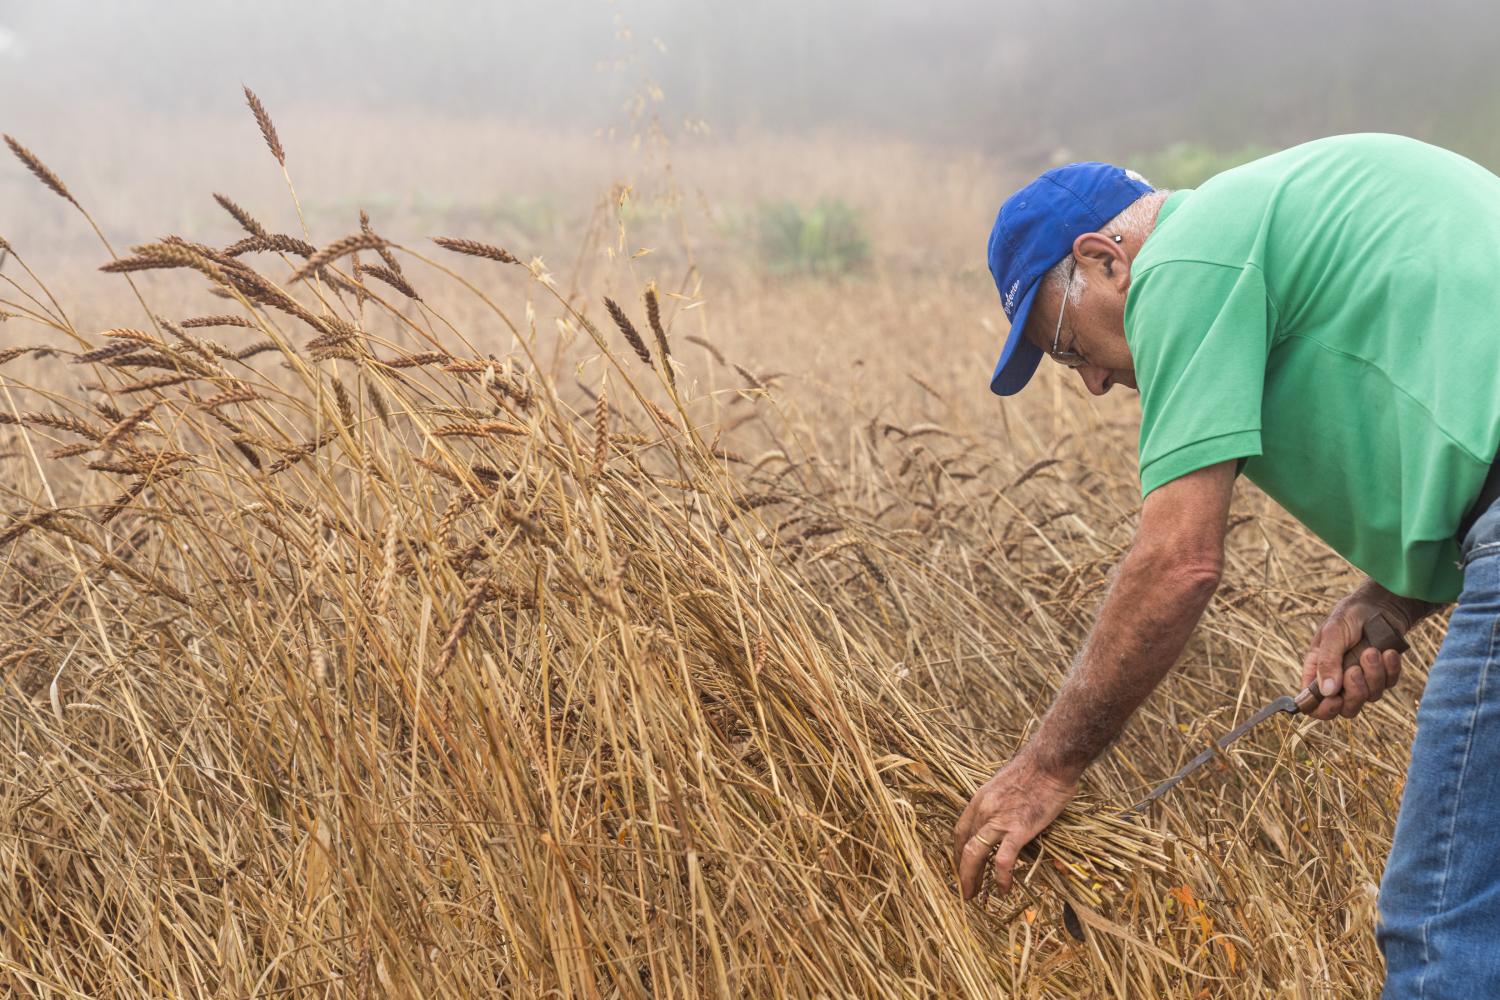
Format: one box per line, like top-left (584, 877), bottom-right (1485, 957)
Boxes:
top-left (1071, 232), bottom-right (1130, 291)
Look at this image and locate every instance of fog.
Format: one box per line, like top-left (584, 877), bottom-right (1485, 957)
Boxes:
top-left (3, 0), bottom-right (1499, 167)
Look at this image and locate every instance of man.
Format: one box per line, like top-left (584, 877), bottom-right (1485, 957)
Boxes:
top-left (953, 134), bottom-right (1500, 995)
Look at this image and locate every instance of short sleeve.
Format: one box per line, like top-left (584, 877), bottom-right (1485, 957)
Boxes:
top-left (1125, 260), bottom-right (1274, 497)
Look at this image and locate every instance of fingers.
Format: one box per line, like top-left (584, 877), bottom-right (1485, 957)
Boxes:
top-left (1339, 655), bottom-right (1371, 718)
top-left (991, 831), bottom-right (1026, 895)
top-left (958, 823), bottom-right (1005, 900)
top-left (1310, 691), bottom-right (1343, 721)
top-left (1299, 639), bottom-right (1319, 690)
top-left (958, 824), bottom-right (1031, 899)
top-left (952, 761), bottom-right (1077, 901)
top-left (951, 801), bottom-right (976, 876)
top-left (1306, 623), bottom-right (1346, 721)
top-left (1360, 647), bottom-right (1389, 701)
top-left (1315, 647), bottom-right (1405, 721)
top-left (951, 805), bottom-right (969, 855)
top-left (1303, 601), bottom-right (1412, 721)
top-left (1302, 618), bottom-right (1353, 701)
top-left (1384, 648), bottom-right (1403, 690)
top-left (1342, 648), bottom-right (1403, 717)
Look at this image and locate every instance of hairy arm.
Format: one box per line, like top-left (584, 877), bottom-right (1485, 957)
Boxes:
top-left (954, 459), bottom-right (1237, 897)
top-left (1026, 459), bottom-right (1236, 780)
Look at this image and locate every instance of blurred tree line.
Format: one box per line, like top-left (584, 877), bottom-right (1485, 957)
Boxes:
top-left (3, 0), bottom-right (1497, 178)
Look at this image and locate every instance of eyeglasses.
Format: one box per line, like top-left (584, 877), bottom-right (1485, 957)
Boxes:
top-left (1049, 260), bottom-right (1087, 368)
top-left (1047, 234), bottom-right (1121, 369)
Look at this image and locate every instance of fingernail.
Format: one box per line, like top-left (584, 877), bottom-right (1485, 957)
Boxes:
top-left (1321, 677), bottom-right (1339, 696)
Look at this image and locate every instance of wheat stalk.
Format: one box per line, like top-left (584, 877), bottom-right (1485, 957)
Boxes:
top-left (362, 209), bottom-right (405, 276)
top-left (645, 287), bottom-right (670, 359)
top-left (213, 193), bottom-right (268, 238)
top-left (234, 340), bottom-right (280, 361)
top-left (242, 86), bottom-right (285, 165)
top-left (180, 315), bottom-right (258, 330)
top-left (603, 297), bottom-right (651, 365)
top-left (330, 378), bottom-right (355, 428)
top-left (73, 342), bottom-right (145, 365)
top-left (197, 388), bottom-right (262, 409)
top-left (291, 233), bottom-right (389, 283)
top-left (100, 402), bottom-right (159, 449)
top-left (100, 242), bottom-right (228, 284)
top-left (225, 234), bottom-right (317, 258)
top-left (591, 381), bottom-right (610, 487)
top-left (436, 575), bottom-right (495, 675)
top-left (3, 134), bottom-right (79, 207)
top-left (356, 263), bottom-right (420, 300)
top-left (431, 237), bottom-right (519, 264)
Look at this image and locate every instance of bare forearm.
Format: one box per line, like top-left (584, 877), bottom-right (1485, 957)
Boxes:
top-left (1023, 552), bottom-right (1218, 783)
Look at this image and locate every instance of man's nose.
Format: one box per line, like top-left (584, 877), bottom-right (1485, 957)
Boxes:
top-left (1076, 366), bottom-right (1113, 396)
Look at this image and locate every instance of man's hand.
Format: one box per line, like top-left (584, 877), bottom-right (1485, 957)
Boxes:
top-left (1301, 580), bottom-right (1428, 720)
top-left (952, 754), bottom-right (1077, 900)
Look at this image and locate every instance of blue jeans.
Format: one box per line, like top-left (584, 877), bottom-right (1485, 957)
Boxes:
top-left (1379, 495), bottom-right (1500, 998)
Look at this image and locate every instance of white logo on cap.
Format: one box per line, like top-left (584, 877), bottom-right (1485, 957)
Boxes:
top-left (1004, 279), bottom-right (1020, 315)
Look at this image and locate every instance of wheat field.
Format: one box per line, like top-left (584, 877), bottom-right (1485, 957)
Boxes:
top-left (0, 93), bottom-right (1428, 998)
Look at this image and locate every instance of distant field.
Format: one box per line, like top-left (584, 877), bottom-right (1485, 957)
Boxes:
top-left (0, 100), bottom-right (1417, 997)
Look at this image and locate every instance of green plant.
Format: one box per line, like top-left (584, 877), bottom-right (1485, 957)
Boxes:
top-left (753, 197), bottom-right (871, 276)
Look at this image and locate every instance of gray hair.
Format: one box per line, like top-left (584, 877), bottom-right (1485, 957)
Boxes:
top-left (1043, 179), bottom-right (1170, 306)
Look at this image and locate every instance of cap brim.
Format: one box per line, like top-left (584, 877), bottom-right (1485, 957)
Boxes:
top-left (988, 281), bottom-right (1043, 396)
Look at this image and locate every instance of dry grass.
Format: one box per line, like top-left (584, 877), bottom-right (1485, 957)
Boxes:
top-left (0, 105), bottom-right (1433, 999)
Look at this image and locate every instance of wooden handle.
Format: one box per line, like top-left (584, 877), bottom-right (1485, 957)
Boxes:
top-left (1294, 611), bottom-right (1411, 714)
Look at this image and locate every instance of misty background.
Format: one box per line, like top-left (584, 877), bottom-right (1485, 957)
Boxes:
top-left (3, 0), bottom-right (1498, 350)
top-left (0, 0), bottom-right (1492, 511)
top-left (3, 0), bottom-right (1497, 168)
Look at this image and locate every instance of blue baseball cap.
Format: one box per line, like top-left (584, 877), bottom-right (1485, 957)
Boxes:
top-left (986, 162), bottom-right (1152, 395)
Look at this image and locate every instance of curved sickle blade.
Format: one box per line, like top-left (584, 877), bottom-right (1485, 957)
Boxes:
top-left (1123, 695), bottom-right (1299, 815)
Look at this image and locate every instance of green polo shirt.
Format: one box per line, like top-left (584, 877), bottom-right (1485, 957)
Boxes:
top-left (1126, 133), bottom-right (1500, 602)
